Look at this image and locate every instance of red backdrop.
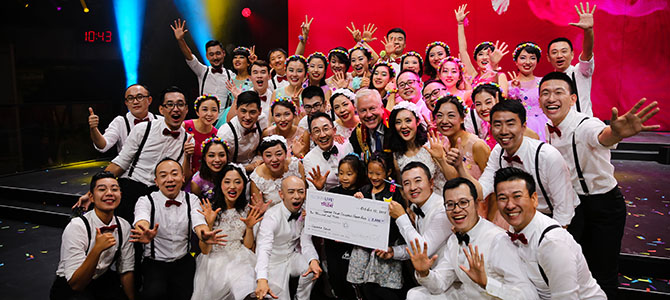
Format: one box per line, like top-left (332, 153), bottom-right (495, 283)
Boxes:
top-left (288, 0), bottom-right (670, 130)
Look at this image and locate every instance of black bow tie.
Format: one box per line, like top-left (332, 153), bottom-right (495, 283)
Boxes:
top-left (211, 66), bottom-right (223, 74)
top-left (322, 146), bottom-right (339, 160)
top-left (412, 205), bottom-right (425, 218)
top-left (165, 199), bottom-right (182, 207)
top-left (503, 155), bottom-right (522, 165)
top-left (288, 212), bottom-right (300, 222)
top-left (163, 128), bottom-right (180, 139)
top-left (455, 232), bottom-right (470, 246)
top-left (134, 118), bottom-right (149, 125)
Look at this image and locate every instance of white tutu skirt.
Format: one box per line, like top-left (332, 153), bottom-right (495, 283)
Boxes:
top-left (191, 244), bottom-right (257, 300)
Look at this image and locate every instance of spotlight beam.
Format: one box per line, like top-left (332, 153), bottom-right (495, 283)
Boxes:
top-left (113, 0), bottom-right (146, 86)
top-left (173, 0), bottom-right (213, 64)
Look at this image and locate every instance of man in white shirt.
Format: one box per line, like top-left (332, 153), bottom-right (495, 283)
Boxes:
top-left (254, 176), bottom-right (321, 300)
top-left (217, 90), bottom-right (267, 172)
top-left (303, 112), bottom-right (354, 191)
top-left (406, 177), bottom-right (538, 300)
top-left (379, 28), bottom-right (407, 74)
top-left (227, 60), bottom-right (273, 122)
top-left (396, 70), bottom-right (432, 123)
top-left (130, 158), bottom-right (222, 300)
top-left (547, 3), bottom-right (596, 116)
top-left (539, 71), bottom-right (659, 299)
top-left (473, 100), bottom-right (578, 227)
top-left (51, 172), bottom-right (135, 300)
top-left (88, 84), bottom-right (160, 154)
top-left (494, 167), bottom-right (606, 299)
top-left (297, 86), bottom-right (326, 130)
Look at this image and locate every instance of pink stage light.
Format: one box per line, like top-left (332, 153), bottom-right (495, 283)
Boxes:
top-left (241, 7), bottom-right (251, 18)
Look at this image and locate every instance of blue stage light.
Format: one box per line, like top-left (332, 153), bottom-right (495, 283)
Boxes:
top-left (113, 0), bottom-right (146, 86)
top-left (173, 0), bottom-right (213, 64)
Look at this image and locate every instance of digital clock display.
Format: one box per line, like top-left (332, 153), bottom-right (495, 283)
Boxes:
top-left (84, 31), bottom-right (112, 43)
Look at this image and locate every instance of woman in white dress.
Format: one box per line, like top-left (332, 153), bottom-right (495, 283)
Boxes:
top-left (250, 135), bottom-right (306, 208)
top-left (388, 101), bottom-right (457, 195)
top-left (192, 164), bottom-right (263, 300)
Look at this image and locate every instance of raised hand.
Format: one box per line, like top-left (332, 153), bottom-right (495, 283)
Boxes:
top-left (362, 23), bottom-right (378, 42)
top-left (256, 279), bottom-right (278, 299)
top-left (130, 223), bottom-right (159, 244)
top-left (388, 200), bottom-right (406, 219)
top-left (250, 191), bottom-right (270, 215)
top-left (200, 228), bottom-right (228, 245)
top-left (507, 71), bottom-right (520, 87)
top-left (88, 107), bottom-right (99, 129)
top-left (302, 259), bottom-right (322, 280)
top-left (225, 80), bottom-right (242, 99)
top-left (610, 98), bottom-right (660, 140)
top-left (240, 205), bottom-right (264, 228)
top-left (459, 244), bottom-right (488, 288)
top-left (490, 40), bottom-right (509, 68)
top-left (569, 2), bottom-right (596, 30)
top-left (423, 129), bottom-right (447, 161)
top-left (170, 19), bottom-right (188, 40)
top-left (360, 70), bottom-right (371, 87)
top-left (307, 166), bottom-right (330, 190)
top-left (184, 134), bottom-right (195, 156)
top-left (346, 22), bottom-right (362, 43)
top-left (333, 71), bottom-right (350, 89)
top-left (301, 15), bottom-right (314, 40)
top-left (455, 4), bottom-right (470, 24)
top-left (73, 192), bottom-right (92, 210)
top-left (381, 36), bottom-right (395, 56)
top-left (93, 228), bottom-right (117, 252)
top-left (249, 45), bottom-right (258, 63)
top-left (197, 197), bottom-right (221, 227)
top-left (385, 80), bottom-right (397, 93)
top-left (406, 238), bottom-right (438, 277)
top-left (446, 137), bottom-right (463, 167)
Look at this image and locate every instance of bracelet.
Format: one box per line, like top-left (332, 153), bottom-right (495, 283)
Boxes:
top-left (299, 35), bottom-right (306, 42)
top-left (386, 88), bottom-right (398, 95)
top-left (380, 50), bottom-right (387, 58)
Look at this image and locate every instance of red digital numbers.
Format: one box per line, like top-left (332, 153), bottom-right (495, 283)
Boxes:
top-left (84, 30), bottom-right (112, 43)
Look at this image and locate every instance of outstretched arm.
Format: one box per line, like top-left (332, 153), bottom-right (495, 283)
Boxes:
top-left (294, 15), bottom-right (313, 56)
top-left (569, 3), bottom-right (596, 61)
top-left (599, 98), bottom-right (659, 147)
top-left (170, 19), bottom-right (195, 60)
top-left (455, 4), bottom-right (476, 77)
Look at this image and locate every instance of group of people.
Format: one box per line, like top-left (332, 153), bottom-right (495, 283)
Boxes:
top-left (52, 2), bottom-right (662, 300)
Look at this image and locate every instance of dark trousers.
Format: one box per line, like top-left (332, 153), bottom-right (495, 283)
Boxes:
top-left (362, 283), bottom-right (403, 300)
top-left (50, 271), bottom-right (127, 300)
top-left (140, 255), bottom-right (195, 300)
top-left (324, 239), bottom-right (356, 300)
top-left (568, 187), bottom-right (625, 300)
top-left (116, 178), bottom-right (155, 222)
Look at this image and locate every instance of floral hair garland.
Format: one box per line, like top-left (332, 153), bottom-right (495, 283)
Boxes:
top-left (332, 88), bottom-right (356, 102)
top-left (512, 42), bottom-right (542, 61)
top-left (200, 136), bottom-right (230, 153)
top-left (307, 52), bottom-right (328, 66)
top-left (401, 51), bottom-right (424, 66)
top-left (425, 41), bottom-right (450, 56)
top-left (262, 134), bottom-right (288, 148)
top-left (473, 82), bottom-right (502, 92)
top-left (473, 41), bottom-right (495, 56)
top-left (438, 56), bottom-right (465, 74)
top-left (392, 101), bottom-right (422, 119)
top-left (271, 97), bottom-right (296, 110)
top-left (285, 54), bottom-right (307, 66)
top-left (194, 94), bottom-right (221, 111)
top-left (372, 61), bottom-right (396, 79)
top-left (348, 46), bottom-right (369, 56)
top-left (233, 46), bottom-right (251, 56)
top-left (444, 93), bottom-right (469, 114)
top-left (328, 48), bottom-right (349, 60)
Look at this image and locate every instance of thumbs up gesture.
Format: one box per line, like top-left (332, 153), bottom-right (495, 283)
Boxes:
top-left (446, 137), bottom-right (463, 167)
top-left (184, 134), bottom-right (195, 156)
top-left (88, 107), bottom-right (99, 129)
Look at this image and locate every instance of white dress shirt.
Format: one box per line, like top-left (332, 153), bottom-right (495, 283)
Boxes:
top-left (269, 74), bottom-right (290, 93)
top-left (512, 211), bottom-right (606, 299)
top-left (186, 54), bottom-right (233, 109)
top-left (479, 136), bottom-right (579, 226)
top-left (303, 141), bottom-right (354, 191)
top-left (411, 218), bottom-right (539, 300)
top-left (133, 190), bottom-right (206, 262)
top-left (255, 203), bottom-right (318, 280)
top-left (258, 88), bottom-right (273, 119)
top-left (111, 120), bottom-right (186, 187)
top-left (94, 112), bottom-right (161, 153)
top-left (546, 110), bottom-right (617, 195)
top-left (216, 114), bottom-right (268, 164)
top-left (563, 56), bottom-right (594, 117)
top-left (392, 193), bottom-right (451, 260)
top-left (56, 210), bottom-right (134, 281)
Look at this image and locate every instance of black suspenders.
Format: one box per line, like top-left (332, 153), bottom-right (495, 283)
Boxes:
top-left (122, 115), bottom-right (131, 134)
top-left (79, 215), bottom-right (124, 265)
top-left (571, 72), bottom-right (581, 113)
top-left (538, 224), bottom-right (561, 286)
top-left (498, 143), bottom-right (553, 215)
top-left (147, 193), bottom-right (193, 259)
top-left (227, 121), bottom-right (262, 163)
top-left (470, 108), bottom-right (480, 137)
top-left (573, 117), bottom-right (591, 195)
top-left (128, 121), bottom-right (152, 177)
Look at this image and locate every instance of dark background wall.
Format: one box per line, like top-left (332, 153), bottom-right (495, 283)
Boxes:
top-left (0, 0), bottom-right (288, 174)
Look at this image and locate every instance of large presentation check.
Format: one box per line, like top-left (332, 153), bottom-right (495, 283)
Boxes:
top-left (305, 190), bottom-right (390, 250)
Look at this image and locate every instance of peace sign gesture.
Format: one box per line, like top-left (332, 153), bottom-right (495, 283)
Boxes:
top-left (507, 71), bottom-right (520, 88)
top-left (249, 45), bottom-right (257, 63)
top-left (569, 2), bottom-right (596, 30)
top-left (301, 15), bottom-right (314, 39)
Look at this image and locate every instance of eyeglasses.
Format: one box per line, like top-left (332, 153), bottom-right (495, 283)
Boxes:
top-left (423, 88), bottom-right (447, 100)
top-left (126, 94), bottom-right (150, 103)
top-left (161, 101), bottom-right (187, 110)
top-left (398, 79), bottom-right (418, 89)
top-left (445, 199), bottom-right (471, 211)
top-left (303, 102), bottom-right (323, 112)
top-left (311, 125), bottom-right (333, 136)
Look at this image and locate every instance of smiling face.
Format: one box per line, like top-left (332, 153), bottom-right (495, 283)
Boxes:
top-left (444, 184), bottom-right (478, 233)
top-left (350, 50), bottom-right (369, 77)
top-left (308, 58), bottom-right (326, 82)
top-left (221, 169), bottom-right (244, 204)
top-left (233, 54), bottom-right (249, 73)
top-left (310, 116), bottom-right (335, 151)
top-left (388, 32), bottom-right (406, 55)
top-left (204, 143), bottom-right (227, 173)
top-left (338, 162), bottom-right (358, 190)
top-left (154, 160), bottom-right (184, 200)
top-left (516, 49), bottom-right (538, 76)
top-left (330, 55), bottom-right (347, 73)
top-left (539, 79), bottom-right (577, 125)
top-left (394, 109), bottom-right (418, 143)
top-left (423, 82), bottom-right (447, 112)
top-left (428, 46), bottom-right (448, 70)
top-left (262, 144), bottom-right (287, 173)
top-left (401, 167), bottom-right (434, 206)
top-left (272, 104), bottom-right (295, 131)
top-left (356, 94), bottom-right (384, 129)
top-left (269, 50), bottom-right (287, 74)
top-left (196, 99), bottom-right (220, 127)
top-left (124, 85), bottom-right (152, 118)
top-left (303, 96), bottom-right (325, 117)
top-left (496, 179), bottom-right (538, 232)
top-left (92, 178), bottom-right (121, 213)
top-left (159, 92), bottom-right (188, 130)
top-left (206, 45), bottom-right (225, 67)
top-left (280, 176), bottom-right (306, 214)
top-left (397, 72), bottom-right (422, 102)
top-left (439, 61), bottom-right (461, 89)
top-left (491, 111), bottom-right (525, 154)
top-left (475, 48), bottom-right (492, 70)
top-left (237, 103), bottom-right (261, 130)
top-left (332, 95), bottom-right (355, 123)
top-left (548, 41), bottom-right (574, 72)
top-left (434, 101), bottom-right (462, 137)
top-left (473, 91), bottom-right (496, 121)
top-left (250, 64), bottom-right (270, 91)
top-left (372, 66), bottom-right (392, 89)
top-left (367, 161), bottom-right (387, 189)
top-left (286, 61), bottom-right (306, 87)
top-left (402, 56), bottom-right (421, 75)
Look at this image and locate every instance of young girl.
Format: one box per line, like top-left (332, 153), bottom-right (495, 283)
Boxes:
top-left (184, 94), bottom-right (220, 175)
top-left (368, 61), bottom-right (397, 110)
top-left (424, 41), bottom-right (450, 80)
top-left (250, 135), bottom-right (306, 208)
top-left (271, 55), bottom-right (307, 120)
top-left (349, 46), bottom-right (372, 92)
top-left (307, 52), bottom-right (332, 101)
top-left (400, 51), bottom-right (424, 78)
top-left (325, 47), bottom-right (352, 90)
top-left (349, 153), bottom-right (405, 300)
top-left (330, 88), bottom-right (360, 141)
top-left (189, 137), bottom-right (229, 199)
top-left (191, 164), bottom-right (263, 300)
top-left (438, 56), bottom-right (472, 106)
top-left (325, 154), bottom-right (367, 300)
top-left (507, 41), bottom-right (549, 141)
top-left (262, 98), bottom-right (310, 157)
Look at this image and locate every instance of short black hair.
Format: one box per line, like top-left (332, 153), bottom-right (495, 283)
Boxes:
top-left (539, 71), bottom-right (576, 95)
top-left (386, 27), bottom-right (406, 39)
top-left (442, 177), bottom-right (478, 202)
top-left (513, 41), bottom-right (542, 61)
top-left (237, 90), bottom-right (261, 110)
top-left (89, 171), bottom-right (117, 193)
top-left (472, 83), bottom-right (503, 103)
top-left (205, 40), bottom-right (224, 51)
top-left (473, 42), bottom-right (495, 62)
top-left (249, 59), bottom-right (271, 74)
top-left (301, 86), bottom-right (325, 103)
top-left (338, 154), bottom-right (368, 190)
top-left (422, 79), bottom-right (445, 95)
top-left (494, 167), bottom-right (536, 196)
top-left (547, 37), bottom-right (573, 52)
top-left (271, 98), bottom-right (296, 115)
top-left (160, 86), bottom-right (185, 104)
top-left (308, 112), bottom-right (333, 133)
top-left (490, 99), bottom-right (527, 125)
top-left (267, 48), bottom-right (287, 60)
top-left (401, 161), bottom-right (432, 181)
top-left (258, 137), bottom-right (288, 154)
top-left (433, 95), bottom-right (466, 130)
top-left (154, 157), bottom-right (183, 176)
top-left (328, 46), bottom-right (351, 72)
top-left (126, 83), bottom-right (151, 95)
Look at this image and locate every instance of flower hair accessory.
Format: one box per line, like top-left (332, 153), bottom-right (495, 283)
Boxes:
top-left (285, 54), bottom-right (307, 66)
top-left (348, 46), bottom-right (369, 55)
top-left (346, 152), bottom-right (362, 160)
top-left (328, 48), bottom-right (349, 60)
top-left (271, 97), bottom-right (296, 110)
top-left (194, 94), bottom-right (221, 111)
top-left (473, 82), bottom-right (502, 92)
top-left (512, 42), bottom-right (542, 61)
top-left (372, 61), bottom-right (396, 79)
top-left (401, 51), bottom-right (424, 66)
top-left (332, 88), bottom-right (356, 102)
top-left (262, 134), bottom-right (288, 148)
top-left (392, 101), bottom-right (422, 118)
top-left (233, 46), bottom-right (251, 55)
top-left (200, 136), bottom-right (229, 153)
top-left (444, 93), bottom-right (469, 114)
top-left (438, 56), bottom-right (465, 74)
top-left (228, 163), bottom-right (248, 181)
top-left (474, 41), bottom-right (495, 56)
top-left (425, 41), bottom-right (450, 56)
top-left (307, 52), bottom-right (328, 66)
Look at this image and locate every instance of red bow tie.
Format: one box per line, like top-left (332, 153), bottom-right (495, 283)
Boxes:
top-left (134, 118), bottom-right (150, 125)
top-left (165, 200), bottom-right (182, 207)
top-left (162, 128), bottom-right (180, 139)
top-left (507, 231), bottom-right (528, 245)
top-left (260, 95), bottom-right (267, 102)
top-left (547, 124), bottom-right (562, 137)
top-left (394, 57), bottom-right (402, 64)
top-left (99, 225), bottom-right (118, 233)
top-left (211, 66), bottom-right (223, 74)
top-left (276, 75), bottom-right (287, 83)
top-left (503, 155), bottom-right (522, 165)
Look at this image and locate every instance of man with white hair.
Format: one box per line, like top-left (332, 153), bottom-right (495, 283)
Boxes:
top-left (348, 89), bottom-right (392, 162)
